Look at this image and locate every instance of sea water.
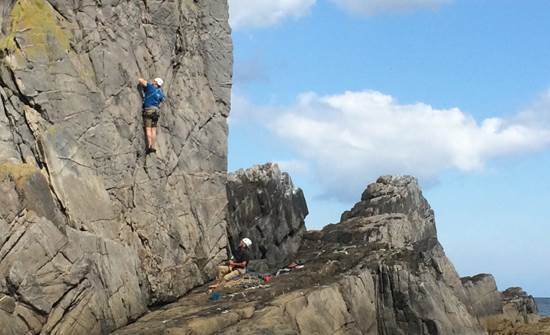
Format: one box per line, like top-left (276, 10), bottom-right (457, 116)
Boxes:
top-left (536, 298), bottom-right (550, 316)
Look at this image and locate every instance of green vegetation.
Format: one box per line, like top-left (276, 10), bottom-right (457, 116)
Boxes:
top-left (0, 162), bottom-right (39, 186)
top-left (0, 0), bottom-right (71, 59)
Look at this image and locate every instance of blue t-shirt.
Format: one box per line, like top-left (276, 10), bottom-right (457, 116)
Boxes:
top-left (143, 82), bottom-right (165, 109)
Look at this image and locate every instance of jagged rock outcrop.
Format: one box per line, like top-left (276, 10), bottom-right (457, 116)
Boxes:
top-left (502, 288), bottom-right (539, 313)
top-left (324, 176), bottom-right (485, 335)
top-left (0, 1), bottom-right (232, 334)
top-left (461, 274), bottom-right (503, 318)
top-left (226, 163), bottom-right (308, 269)
top-left (501, 287), bottom-right (540, 323)
top-left (459, 276), bottom-right (545, 334)
top-left (115, 176), bottom-right (490, 335)
top-left (481, 287), bottom-right (543, 334)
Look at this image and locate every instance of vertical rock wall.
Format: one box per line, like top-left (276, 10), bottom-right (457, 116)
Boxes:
top-left (227, 163), bottom-right (308, 269)
top-left (461, 274), bottom-right (503, 318)
top-left (0, 1), bottom-right (232, 334)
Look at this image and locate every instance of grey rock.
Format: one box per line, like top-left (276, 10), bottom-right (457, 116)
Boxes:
top-left (0, 0), bottom-right (232, 334)
top-left (114, 175), bottom-right (487, 335)
top-left (501, 287), bottom-right (539, 322)
top-left (0, 309), bottom-right (28, 335)
top-left (336, 175), bottom-right (436, 247)
top-left (112, 272), bottom-right (377, 335)
top-left (14, 304), bottom-right (44, 334)
top-left (0, 294), bottom-right (15, 313)
top-left (0, 167), bottom-right (148, 334)
top-left (478, 286), bottom-right (542, 332)
top-left (323, 176), bottom-right (485, 335)
top-left (461, 273), bottom-right (503, 317)
top-left (502, 287), bottom-right (539, 314)
top-left (225, 273), bottom-right (377, 335)
top-left (227, 163), bottom-right (308, 269)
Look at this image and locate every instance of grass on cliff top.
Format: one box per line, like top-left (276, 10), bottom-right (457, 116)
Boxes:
top-left (0, 0), bottom-right (70, 58)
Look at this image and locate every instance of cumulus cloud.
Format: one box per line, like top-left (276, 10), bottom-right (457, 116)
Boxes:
top-left (229, 0), bottom-right (316, 30)
top-left (330, 0), bottom-right (451, 15)
top-left (231, 90), bottom-right (550, 201)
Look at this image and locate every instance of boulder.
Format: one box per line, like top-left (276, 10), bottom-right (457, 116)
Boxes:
top-left (227, 163), bottom-right (308, 269)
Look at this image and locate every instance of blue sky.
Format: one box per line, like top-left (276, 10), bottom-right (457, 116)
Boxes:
top-left (227, 0), bottom-right (550, 297)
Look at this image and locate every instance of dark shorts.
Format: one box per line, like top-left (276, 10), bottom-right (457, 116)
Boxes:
top-left (143, 108), bottom-right (159, 128)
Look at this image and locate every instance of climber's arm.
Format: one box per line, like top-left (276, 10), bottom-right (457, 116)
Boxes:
top-left (229, 259), bottom-right (247, 269)
top-left (138, 78), bottom-right (148, 86)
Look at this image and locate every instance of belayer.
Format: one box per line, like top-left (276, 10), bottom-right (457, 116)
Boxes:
top-left (209, 238), bottom-right (252, 289)
top-left (138, 77), bottom-right (165, 154)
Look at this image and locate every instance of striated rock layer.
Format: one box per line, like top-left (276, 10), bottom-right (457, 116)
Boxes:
top-left (0, 1), bottom-right (232, 334)
top-left (227, 163), bottom-right (308, 270)
top-left (481, 287), bottom-right (542, 332)
top-left (461, 273), bottom-right (503, 318)
top-left (115, 176), bottom-right (492, 335)
top-left (322, 176), bottom-right (485, 335)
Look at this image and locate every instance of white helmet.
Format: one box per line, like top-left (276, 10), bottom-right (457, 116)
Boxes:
top-left (241, 238), bottom-right (252, 247)
top-left (154, 77), bottom-right (164, 86)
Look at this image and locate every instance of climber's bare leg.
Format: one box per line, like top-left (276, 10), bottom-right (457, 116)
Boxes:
top-left (145, 127), bottom-right (153, 149)
top-left (151, 127), bottom-right (157, 150)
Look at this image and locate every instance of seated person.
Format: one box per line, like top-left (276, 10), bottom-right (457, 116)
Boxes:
top-left (210, 238), bottom-right (252, 288)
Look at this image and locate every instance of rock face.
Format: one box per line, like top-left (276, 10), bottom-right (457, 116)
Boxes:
top-left (501, 287), bottom-right (539, 323)
top-left (461, 274), bottom-right (503, 317)
top-left (324, 176), bottom-right (485, 335)
top-left (227, 163), bottom-right (308, 269)
top-left (502, 288), bottom-right (539, 313)
top-left (480, 287), bottom-right (542, 334)
top-left (113, 271), bottom-right (378, 335)
top-left (0, 1), bottom-right (232, 334)
top-left (115, 176), bottom-right (490, 335)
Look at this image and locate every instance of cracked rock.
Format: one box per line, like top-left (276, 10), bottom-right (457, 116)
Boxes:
top-left (0, 0), bottom-right (232, 334)
top-left (227, 163), bottom-right (308, 270)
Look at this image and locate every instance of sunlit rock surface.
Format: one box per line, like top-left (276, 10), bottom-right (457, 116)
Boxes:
top-left (0, 1), bottom-right (232, 333)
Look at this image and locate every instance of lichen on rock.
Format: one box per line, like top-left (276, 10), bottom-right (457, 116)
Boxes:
top-left (0, 0), bottom-right (233, 334)
top-left (1, 0), bottom-right (71, 56)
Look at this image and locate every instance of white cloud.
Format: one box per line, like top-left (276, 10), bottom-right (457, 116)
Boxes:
top-left (330, 0), bottom-right (451, 15)
top-left (229, 0), bottom-right (316, 30)
top-left (232, 90), bottom-right (550, 201)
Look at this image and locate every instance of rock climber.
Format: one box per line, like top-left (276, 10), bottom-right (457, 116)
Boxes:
top-left (138, 77), bottom-right (165, 154)
top-left (210, 238), bottom-right (252, 289)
